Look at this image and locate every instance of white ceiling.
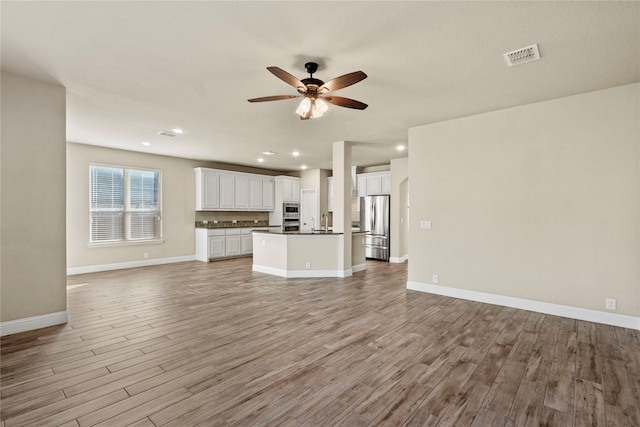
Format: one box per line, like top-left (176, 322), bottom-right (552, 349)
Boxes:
top-left (2, 1), bottom-right (639, 172)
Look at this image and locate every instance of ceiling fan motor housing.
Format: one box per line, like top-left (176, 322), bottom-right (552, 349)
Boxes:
top-left (304, 61), bottom-right (319, 75)
top-left (300, 77), bottom-right (325, 94)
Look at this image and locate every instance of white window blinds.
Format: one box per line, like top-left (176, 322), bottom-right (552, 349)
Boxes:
top-left (90, 165), bottom-right (161, 243)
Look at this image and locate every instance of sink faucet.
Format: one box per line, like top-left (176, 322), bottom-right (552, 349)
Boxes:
top-left (321, 213), bottom-right (328, 231)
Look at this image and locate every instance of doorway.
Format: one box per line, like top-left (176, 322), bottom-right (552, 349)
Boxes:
top-left (300, 188), bottom-right (318, 231)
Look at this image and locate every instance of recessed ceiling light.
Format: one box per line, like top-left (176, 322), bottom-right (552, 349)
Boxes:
top-left (396, 144), bottom-right (406, 151)
top-left (171, 128), bottom-right (184, 134)
top-left (261, 151), bottom-right (275, 156)
top-left (257, 158), bottom-right (265, 163)
top-left (292, 151), bottom-right (300, 157)
top-left (300, 165), bottom-right (307, 170)
top-left (142, 141), bottom-right (151, 146)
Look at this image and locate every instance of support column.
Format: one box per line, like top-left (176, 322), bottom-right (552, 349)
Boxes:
top-left (332, 141), bottom-right (352, 276)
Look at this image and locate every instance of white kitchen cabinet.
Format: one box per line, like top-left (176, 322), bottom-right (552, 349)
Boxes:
top-left (249, 177), bottom-right (263, 209)
top-left (234, 174), bottom-right (250, 209)
top-left (381, 173), bottom-right (392, 194)
top-left (225, 230), bottom-right (241, 256)
top-left (219, 173), bottom-right (235, 209)
top-left (262, 178), bottom-right (274, 210)
top-left (195, 168), bottom-right (276, 211)
top-left (241, 228), bottom-right (253, 254)
top-left (196, 227), bottom-right (255, 261)
top-left (209, 235), bottom-right (226, 258)
top-left (196, 228), bottom-right (226, 261)
top-left (270, 176), bottom-right (302, 226)
top-left (366, 175), bottom-right (382, 195)
top-left (357, 171), bottom-right (391, 197)
top-left (195, 168), bottom-right (220, 210)
top-left (282, 177), bottom-right (300, 202)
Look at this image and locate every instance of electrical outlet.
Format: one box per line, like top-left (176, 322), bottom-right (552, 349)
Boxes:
top-left (143, 252), bottom-right (149, 259)
top-left (605, 298), bottom-right (616, 310)
top-left (305, 261), bottom-right (311, 269)
top-left (432, 274), bottom-right (439, 284)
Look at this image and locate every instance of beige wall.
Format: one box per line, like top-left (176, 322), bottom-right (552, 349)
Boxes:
top-left (408, 83), bottom-right (640, 317)
top-left (1, 72), bottom-right (67, 322)
top-left (67, 143), bottom-right (285, 269)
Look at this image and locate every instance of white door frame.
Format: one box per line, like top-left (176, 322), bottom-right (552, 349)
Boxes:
top-left (300, 188), bottom-right (318, 231)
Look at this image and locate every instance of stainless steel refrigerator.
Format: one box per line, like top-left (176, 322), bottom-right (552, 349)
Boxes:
top-left (360, 195), bottom-right (390, 261)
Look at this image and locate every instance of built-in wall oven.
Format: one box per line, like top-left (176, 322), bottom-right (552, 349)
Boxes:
top-left (282, 202), bottom-right (300, 231)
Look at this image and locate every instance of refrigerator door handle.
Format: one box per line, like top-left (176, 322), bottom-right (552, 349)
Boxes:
top-left (370, 198), bottom-right (375, 231)
top-left (372, 198), bottom-right (375, 231)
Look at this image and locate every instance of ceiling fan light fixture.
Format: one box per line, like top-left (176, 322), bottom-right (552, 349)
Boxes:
top-left (315, 98), bottom-right (328, 115)
top-left (296, 98), bottom-right (311, 116)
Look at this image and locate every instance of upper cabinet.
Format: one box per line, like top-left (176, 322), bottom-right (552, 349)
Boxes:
top-left (358, 171), bottom-right (391, 197)
top-left (234, 174), bottom-right (250, 209)
top-left (328, 171), bottom-right (391, 211)
top-left (280, 177), bottom-right (300, 202)
top-left (195, 167), bottom-right (275, 211)
top-left (262, 178), bottom-right (275, 210)
top-left (195, 168), bottom-right (220, 210)
top-left (219, 172), bottom-right (235, 209)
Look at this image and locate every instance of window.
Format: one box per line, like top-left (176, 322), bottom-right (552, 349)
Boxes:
top-left (90, 165), bottom-right (162, 244)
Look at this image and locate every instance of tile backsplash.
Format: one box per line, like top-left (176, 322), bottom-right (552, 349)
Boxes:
top-left (195, 211), bottom-right (269, 228)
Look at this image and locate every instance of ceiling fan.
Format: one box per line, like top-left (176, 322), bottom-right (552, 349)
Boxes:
top-left (248, 62), bottom-right (368, 120)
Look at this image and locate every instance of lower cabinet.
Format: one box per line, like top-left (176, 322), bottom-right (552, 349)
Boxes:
top-left (196, 228), bottom-right (254, 262)
top-left (225, 230), bottom-right (242, 257)
top-left (209, 235), bottom-right (225, 258)
top-left (241, 230), bottom-right (253, 254)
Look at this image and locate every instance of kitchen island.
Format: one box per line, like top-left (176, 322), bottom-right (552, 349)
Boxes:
top-left (252, 229), bottom-right (367, 278)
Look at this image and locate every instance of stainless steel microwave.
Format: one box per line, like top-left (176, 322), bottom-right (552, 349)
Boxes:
top-left (283, 202), bottom-right (300, 218)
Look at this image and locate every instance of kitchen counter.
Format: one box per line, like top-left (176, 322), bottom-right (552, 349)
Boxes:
top-left (252, 230), bottom-right (366, 278)
top-left (252, 229), bottom-right (367, 236)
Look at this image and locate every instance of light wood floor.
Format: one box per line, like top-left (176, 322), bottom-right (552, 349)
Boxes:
top-left (1, 258), bottom-right (639, 426)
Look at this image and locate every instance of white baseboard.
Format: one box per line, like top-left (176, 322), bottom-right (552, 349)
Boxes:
top-left (0, 311), bottom-right (69, 337)
top-left (253, 264), bottom-right (353, 278)
top-left (407, 281), bottom-right (640, 331)
top-left (389, 255), bottom-right (408, 263)
top-left (67, 255), bottom-right (197, 275)
top-left (352, 263), bottom-right (367, 273)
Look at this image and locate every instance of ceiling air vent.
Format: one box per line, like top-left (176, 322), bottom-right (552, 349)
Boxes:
top-left (503, 44), bottom-right (540, 67)
top-left (158, 130), bottom-right (179, 137)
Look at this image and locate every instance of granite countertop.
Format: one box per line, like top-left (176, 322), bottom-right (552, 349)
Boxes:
top-left (252, 229), bottom-right (368, 235)
top-left (252, 229), bottom-right (343, 236)
top-left (195, 220), bottom-right (272, 229)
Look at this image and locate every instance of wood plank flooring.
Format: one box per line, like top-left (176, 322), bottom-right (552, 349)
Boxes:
top-left (1, 258), bottom-right (639, 426)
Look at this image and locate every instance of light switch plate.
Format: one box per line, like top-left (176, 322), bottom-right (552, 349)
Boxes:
top-left (420, 220), bottom-right (432, 229)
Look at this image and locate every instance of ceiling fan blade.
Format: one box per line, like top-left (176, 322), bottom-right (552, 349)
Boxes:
top-left (323, 96), bottom-right (368, 110)
top-left (318, 71), bottom-right (367, 93)
top-left (247, 95), bottom-right (300, 103)
top-left (267, 67), bottom-right (307, 93)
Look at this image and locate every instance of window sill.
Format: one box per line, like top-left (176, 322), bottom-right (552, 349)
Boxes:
top-left (89, 239), bottom-right (165, 248)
